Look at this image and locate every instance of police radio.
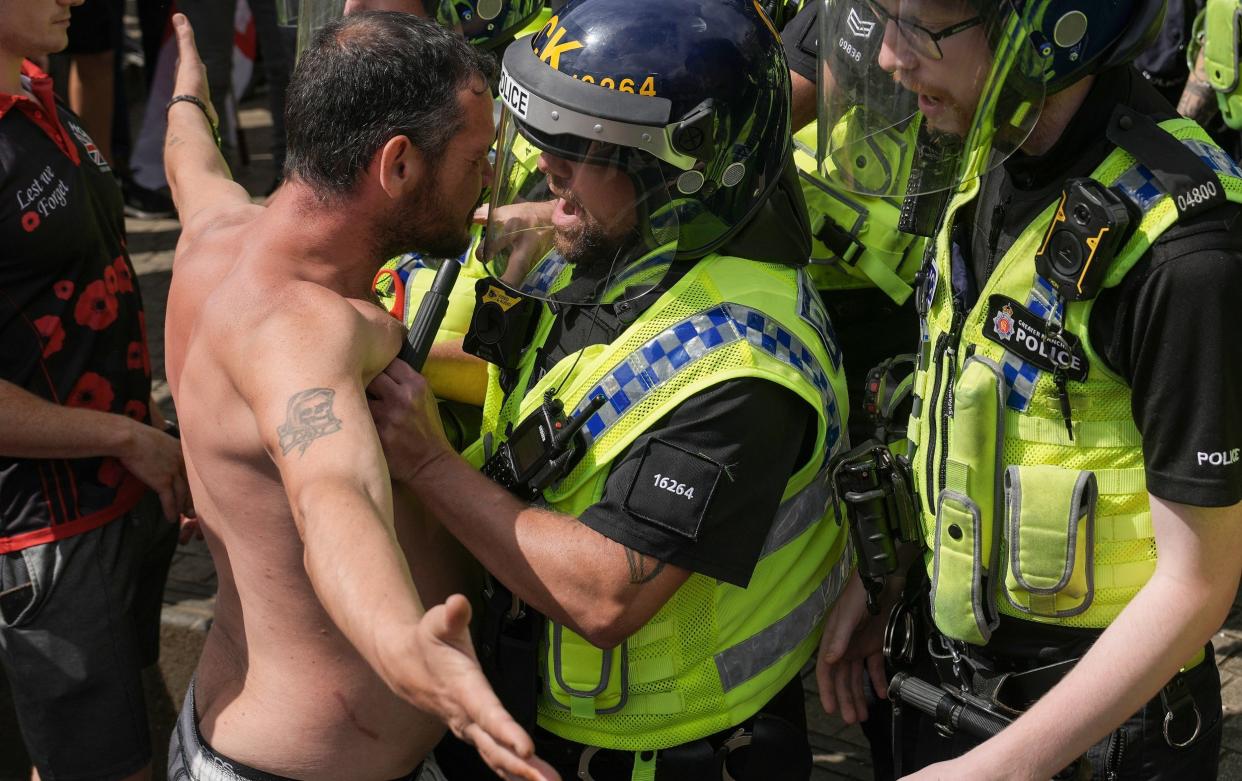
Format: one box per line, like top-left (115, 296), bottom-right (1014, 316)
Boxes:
top-left (1034, 178), bottom-right (1135, 301)
top-left (463, 278), bottom-right (540, 371)
top-left (480, 391), bottom-right (607, 501)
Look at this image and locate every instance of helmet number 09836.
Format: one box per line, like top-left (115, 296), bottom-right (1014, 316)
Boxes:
top-left (573, 73), bottom-right (658, 96)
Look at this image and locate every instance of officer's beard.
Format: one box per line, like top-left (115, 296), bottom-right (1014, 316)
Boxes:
top-left (553, 211), bottom-right (640, 278)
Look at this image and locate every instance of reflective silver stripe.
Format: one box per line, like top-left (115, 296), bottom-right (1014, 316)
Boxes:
top-left (715, 539), bottom-right (854, 693)
top-left (759, 466), bottom-right (835, 560)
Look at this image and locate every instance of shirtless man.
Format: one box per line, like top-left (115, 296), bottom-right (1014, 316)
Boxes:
top-left (161, 13), bottom-right (555, 781)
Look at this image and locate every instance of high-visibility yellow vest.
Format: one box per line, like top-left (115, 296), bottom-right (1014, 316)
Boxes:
top-left (464, 253), bottom-right (853, 749)
top-left (794, 122), bottom-right (925, 303)
top-left (910, 118), bottom-right (1242, 644)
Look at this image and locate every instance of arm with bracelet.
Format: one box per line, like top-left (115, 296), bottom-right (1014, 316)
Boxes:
top-left (163, 14), bottom-right (254, 229)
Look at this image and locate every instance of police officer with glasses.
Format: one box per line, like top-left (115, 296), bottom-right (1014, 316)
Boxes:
top-left (814, 0), bottom-right (1242, 778)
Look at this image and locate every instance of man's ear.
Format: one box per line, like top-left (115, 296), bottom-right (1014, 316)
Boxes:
top-left (377, 135), bottom-right (425, 201)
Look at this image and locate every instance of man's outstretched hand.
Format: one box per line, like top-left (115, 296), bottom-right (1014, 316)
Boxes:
top-left (170, 13), bottom-right (218, 128)
top-left (396, 595), bottom-right (559, 781)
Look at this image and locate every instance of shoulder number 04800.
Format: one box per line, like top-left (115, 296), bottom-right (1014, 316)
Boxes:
top-left (652, 474), bottom-right (694, 499)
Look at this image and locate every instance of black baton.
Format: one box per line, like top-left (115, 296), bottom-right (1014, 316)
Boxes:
top-left (397, 260), bottom-right (461, 371)
top-left (890, 672), bottom-right (1012, 740)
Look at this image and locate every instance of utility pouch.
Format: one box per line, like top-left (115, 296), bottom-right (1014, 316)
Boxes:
top-left (545, 623), bottom-right (628, 718)
top-left (930, 491), bottom-right (996, 645)
top-left (1001, 466), bottom-right (1098, 618)
top-left (929, 355), bottom-right (1007, 645)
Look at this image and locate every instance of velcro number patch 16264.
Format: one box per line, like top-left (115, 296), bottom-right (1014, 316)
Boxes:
top-left (623, 437), bottom-right (722, 541)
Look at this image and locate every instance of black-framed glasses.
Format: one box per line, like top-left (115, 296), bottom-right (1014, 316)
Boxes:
top-left (862, 0), bottom-right (983, 60)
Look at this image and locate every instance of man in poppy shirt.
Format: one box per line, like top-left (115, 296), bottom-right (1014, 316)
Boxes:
top-left (0, 2), bottom-right (192, 778)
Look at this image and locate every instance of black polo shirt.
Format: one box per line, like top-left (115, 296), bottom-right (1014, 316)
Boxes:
top-left (0, 61), bottom-right (150, 552)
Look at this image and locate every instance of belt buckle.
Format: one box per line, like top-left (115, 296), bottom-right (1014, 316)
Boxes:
top-left (576, 745), bottom-right (600, 781)
top-left (719, 727), bottom-right (753, 781)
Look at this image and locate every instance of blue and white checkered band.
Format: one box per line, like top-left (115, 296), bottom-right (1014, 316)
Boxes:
top-left (396, 248), bottom-right (469, 272)
top-left (1113, 138), bottom-right (1242, 212)
top-left (1000, 274), bottom-right (1064, 412)
top-left (519, 252), bottom-right (569, 297)
top-left (797, 269), bottom-right (843, 371)
top-left (571, 303), bottom-right (843, 454)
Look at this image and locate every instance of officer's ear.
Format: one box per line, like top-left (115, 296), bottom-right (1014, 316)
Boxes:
top-left (376, 134), bottom-right (426, 202)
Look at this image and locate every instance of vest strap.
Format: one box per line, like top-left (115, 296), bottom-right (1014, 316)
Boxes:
top-left (1008, 412), bottom-right (1143, 448)
top-left (856, 252), bottom-right (916, 304)
top-left (1091, 468), bottom-right (1148, 496)
top-left (1094, 558), bottom-right (1157, 590)
top-left (1095, 512), bottom-right (1154, 542)
top-left (630, 619), bottom-right (675, 648)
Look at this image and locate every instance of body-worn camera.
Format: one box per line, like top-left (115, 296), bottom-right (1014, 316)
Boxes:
top-left (481, 392), bottom-right (607, 501)
top-left (463, 279), bottom-right (540, 371)
top-left (1035, 178), bottom-right (1134, 301)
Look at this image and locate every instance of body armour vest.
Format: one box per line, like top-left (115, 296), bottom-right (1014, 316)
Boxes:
top-left (909, 117), bottom-right (1242, 646)
top-left (794, 122), bottom-right (926, 303)
top-left (464, 253), bottom-right (853, 750)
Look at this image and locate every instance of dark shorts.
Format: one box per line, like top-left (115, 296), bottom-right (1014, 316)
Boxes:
top-left (65, 0), bottom-right (125, 55)
top-left (0, 492), bottom-right (177, 781)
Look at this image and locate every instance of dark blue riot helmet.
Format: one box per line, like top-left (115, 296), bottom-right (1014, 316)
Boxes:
top-left (429, 0), bottom-right (545, 50)
top-left (482, 0), bottom-right (811, 305)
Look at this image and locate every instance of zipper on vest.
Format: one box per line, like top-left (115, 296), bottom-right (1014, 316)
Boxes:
top-left (922, 309), bottom-right (964, 515)
top-left (936, 310), bottom-right (965, 503)
top-left (1054, 367), bottom-right (1074, 441)
top-left (923, 332), bottom-right (948, 516)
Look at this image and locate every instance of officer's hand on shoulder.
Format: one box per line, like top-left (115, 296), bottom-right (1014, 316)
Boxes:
top-left (367, 358), bottom-right (455, 485)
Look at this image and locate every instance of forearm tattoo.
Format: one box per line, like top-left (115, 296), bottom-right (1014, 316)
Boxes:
top-left (625, 546), bottom-right (667, 585)
top-left (277, 388), bottom-right (343, 456)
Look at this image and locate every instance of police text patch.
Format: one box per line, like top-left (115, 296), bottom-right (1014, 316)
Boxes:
top-left (623, 438), bottom-right (721, 540)
top-left (984, 294), bottom-right (1089, 381)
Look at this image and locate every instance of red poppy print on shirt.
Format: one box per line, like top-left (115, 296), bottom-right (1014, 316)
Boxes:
top-left (123, 400), bottom-right (147, 421)
top-left (33, 315), bottom-right (65, 358)
top-left (73, 280), bottom-right (118, 331)
top-left (67, 372), bottom-right (115, 412)
top-left (104, 265), bottom-right (118, 294)
top-left (126, 341), bottom-right (145, 371)
top-left (112, 257), bottom-right (134, 293)
top-left (53, 280), bottom-right (73, 300)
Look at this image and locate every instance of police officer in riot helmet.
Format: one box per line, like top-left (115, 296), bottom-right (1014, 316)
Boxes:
top-left (814, 0), bottom-right (1242, 778)
top-left (368, 1), bottom-right (856, 779)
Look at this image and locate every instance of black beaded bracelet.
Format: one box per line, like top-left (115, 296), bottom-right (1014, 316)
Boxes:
top-left (166, 94), bottom-right (221, 149)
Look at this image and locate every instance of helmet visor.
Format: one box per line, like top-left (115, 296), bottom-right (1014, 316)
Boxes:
top-left (816, 0), bottom-right (1048, 197)
top-left (479, 80), bottom-right (682, 306)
